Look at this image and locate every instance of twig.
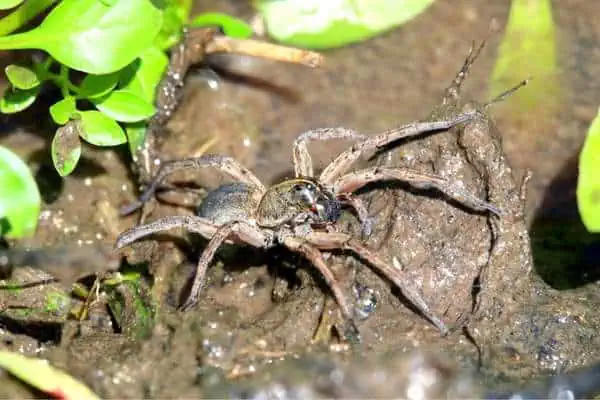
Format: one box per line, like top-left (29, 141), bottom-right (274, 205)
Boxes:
top-left (205, 36), bottom-right (323, 67)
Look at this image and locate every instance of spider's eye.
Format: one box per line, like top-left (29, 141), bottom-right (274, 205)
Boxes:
top-left (291, 183), bottom-right (317, 205)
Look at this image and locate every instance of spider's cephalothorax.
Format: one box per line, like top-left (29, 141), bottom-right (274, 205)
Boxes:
top-left (116, 45), bottom-right (515, 338)
top-left (193, 178), bottom-right (342, 242)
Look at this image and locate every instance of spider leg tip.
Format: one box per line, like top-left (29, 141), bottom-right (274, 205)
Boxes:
top-left (120, 200), bottom-right (143, 216)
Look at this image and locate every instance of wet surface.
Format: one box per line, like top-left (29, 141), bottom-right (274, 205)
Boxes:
top-left (1, 0), bottom-right (600, 398)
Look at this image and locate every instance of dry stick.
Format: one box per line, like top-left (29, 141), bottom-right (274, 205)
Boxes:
top-left (205, 36), bottom-right (324, 68)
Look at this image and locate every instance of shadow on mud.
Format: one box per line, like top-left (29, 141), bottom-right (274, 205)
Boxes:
top-left (530, 151), bottom-right (600, 289)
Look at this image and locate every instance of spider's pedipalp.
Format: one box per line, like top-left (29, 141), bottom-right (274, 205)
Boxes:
top-left (293, 127), bottom-right (366, 178)
top-left (336, 193), bottom-right (373, 236)
top-left (319, 112), bottom-right (480, 185)
top-left (302, 231), bottom-right (448, 335)
top-left (121, 154), bottom-right (266, 215)
top-left (180, 220), bottom-right (268, 310)
top-left (333, 166), bottom-right (502, 216)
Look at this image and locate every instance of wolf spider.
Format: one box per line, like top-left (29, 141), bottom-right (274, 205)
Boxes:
top-left (116, 104), bottom-right (504, 336)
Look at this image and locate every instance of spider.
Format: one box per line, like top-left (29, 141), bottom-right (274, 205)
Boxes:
top-left (115, 108), bottom-right (501, 337)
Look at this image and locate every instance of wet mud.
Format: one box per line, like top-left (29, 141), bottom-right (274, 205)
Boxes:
top-left (1, 0), bottom-right (600, 398)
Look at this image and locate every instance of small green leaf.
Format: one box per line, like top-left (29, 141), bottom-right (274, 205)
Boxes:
top-left (51, 121), bottom-right (82, 176)
top-left (79, 110), bottom-right (127, 146)
top-left (254, 0), bottom-right (435, 49)
top-left (49, 97), bottom-right (77, 124)
top-left (0, 351), bottom-right (100, 399)
top-left (0, 86), bottom-right (39, 113)
top-left (119, 46), bottom-right (168, 101)
top-left (77, 72), bottom-right (120, 99)
top-left (577, 107), bottom-right (600, 232)
top-left (0, 0), bottom-right (163, 74)
top-left (190, 12), bottom-right (253, 38)
top-left (106, 274), bottom-right (155, 340)
top-left (153, 0), bottom-right (190, 50)
top-left (125, 122), bottom-right (147, 159)
top-left (92, 90), bottom-right (155, 122)
top-left (5, 64), bottom-right (41, 90)
top-left (0, 146), bottom-right (40, 238)
top-left (0, 0), bottom-right (24, 10)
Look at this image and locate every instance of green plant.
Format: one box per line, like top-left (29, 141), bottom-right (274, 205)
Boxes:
top-left (0, 146), bottom-right (40, 239)
top-left (489, 0), bottom-right (560, 114)
top-left (0, 0), bottom-right (252, 239)
top-left (253, 0), bottom-right (436, 49)
top-left (577, 107), bottom-right (600, 232)
top-left (0, 350), bottom-right (100, 399)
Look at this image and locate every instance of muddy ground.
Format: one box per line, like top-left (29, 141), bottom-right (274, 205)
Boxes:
top-left (1, 0), bottom-right (600, 398)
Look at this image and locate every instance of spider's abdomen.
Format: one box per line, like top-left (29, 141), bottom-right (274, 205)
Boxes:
top-left (197, 182), bottom-right (260, 225)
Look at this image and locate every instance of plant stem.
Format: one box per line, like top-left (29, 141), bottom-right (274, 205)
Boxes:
top-left (58, 64), bottom-right (70, 97)
top-left (0, 0), bottom-right (59, 37)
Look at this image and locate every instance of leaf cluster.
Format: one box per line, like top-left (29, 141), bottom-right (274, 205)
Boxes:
top-left (0, 0), bottom-right (252, 238)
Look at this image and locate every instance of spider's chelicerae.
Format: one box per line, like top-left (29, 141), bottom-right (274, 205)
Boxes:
top-left (116, 108), bottom-right (501, 336)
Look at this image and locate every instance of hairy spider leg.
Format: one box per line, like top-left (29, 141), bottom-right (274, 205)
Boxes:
top-left (443, 40), bottom-right (485, 105)
top-left (319, 112), bottom-right (480, 186)
top-left (179, 221), bottom-right (267, 310)
top-left (282, 236), bottom-right (360, 337)
top-left (292, 127), bottom-right (366, 178)
top-left (302, 231), bottom-right (449, 335)
top-left (121, 154), bottom-right (266, 216)
top-left (115, 216), bottom-right (220, 249)
top-left (333, 167), bottom-right (502, 216)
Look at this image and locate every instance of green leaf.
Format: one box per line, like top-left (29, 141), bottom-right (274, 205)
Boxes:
top-left (49, 97), bottom-right (77, 125)
top-left (190, 12), bottom-right (253, 38)
top-left (254, 0), bottom-right (435, 49)
top-left (0, 351), bottom-right (100, 399)
top-left (0, 146), bottom-right (40, 238)
top-left (79, 110), bottom-right (127, 146)
top-left (5, 64), bottom-right (41, 90)
top-left (119, 46), bottom-right (168, 101)
top-left (153, 0), bottom-right (190, 50)
top-left (0, 0), bottom-right (24, 10)
top-left (92, 90), bottom-right (155, 122)
top-left (77, 71), bottom-right (120, 99)
top-left (490, 0), bottom-right (560, 113)
top-left (0, 0), bottom-right (59, 37)
top-left (577, 107), bottom-right (600, 232)
top-left (0, 0), bottom-right (163, 74)
top-left (125, 122), bottom-right (147, 159)
top-left (51, 121), bottom-right (82, 176)
top-left (0, 86), bottom-right (39, 113)
top-left (105, 273), bottom-right (155, 340)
